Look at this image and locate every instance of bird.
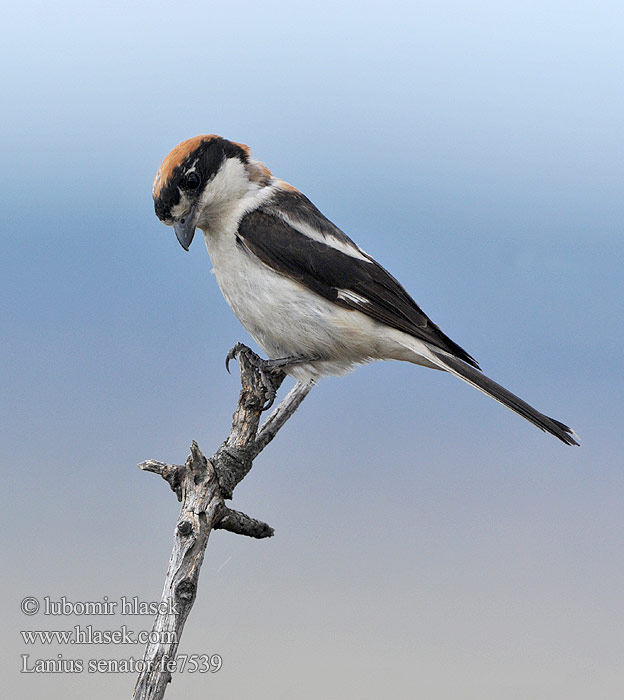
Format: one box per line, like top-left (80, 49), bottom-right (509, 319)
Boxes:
top-left (152, 134), bottom-right (578, 446)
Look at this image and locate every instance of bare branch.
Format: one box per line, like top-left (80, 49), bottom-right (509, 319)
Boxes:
top-left (132, 346), bottom-right (312, 699)
top-left (252, 378), bottom-right (315, 458)
top-left (215, 507), bottom-right (274, 538)
top-left (132, 442), bottom-right (224, 699)
top-left (138, 460), bottom-right (184, 500)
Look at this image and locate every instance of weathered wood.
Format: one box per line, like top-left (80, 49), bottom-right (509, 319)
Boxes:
top-left (253, 378), bottom-right (315, 458)
top-left (132, 348), bottom-right (313, 700)
top-left (214, 507), bottom-right (275, 538)
top-left (132, 442), bottom-right (223, 699)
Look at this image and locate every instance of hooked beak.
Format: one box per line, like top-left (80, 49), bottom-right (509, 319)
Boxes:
top-left (173, 208), bottom-right (198, 251)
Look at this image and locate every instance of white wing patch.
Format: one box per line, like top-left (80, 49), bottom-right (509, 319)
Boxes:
top-left (336, 289), bottom-right (370, 305)
top-left (276, 211), bottom-right (373, 263)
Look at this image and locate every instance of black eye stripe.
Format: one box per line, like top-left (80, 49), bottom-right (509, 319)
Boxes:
top-left (154, 137), bottom-right (249, 222)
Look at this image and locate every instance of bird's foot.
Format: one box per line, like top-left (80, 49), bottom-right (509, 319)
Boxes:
top-left (225, 343), bottom-right (321, 411)
top-left (225, 343), bottom-right (260, 375)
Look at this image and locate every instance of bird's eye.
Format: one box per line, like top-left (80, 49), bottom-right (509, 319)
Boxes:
top-left (185, 172), bottom-right (201, 190)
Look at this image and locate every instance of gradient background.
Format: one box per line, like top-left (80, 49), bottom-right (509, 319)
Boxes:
top-left (2, 1), bottom-right (623, 698)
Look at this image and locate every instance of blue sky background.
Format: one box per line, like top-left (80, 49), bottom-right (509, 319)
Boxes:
top-left (2, 1), bottom-right (623, 698)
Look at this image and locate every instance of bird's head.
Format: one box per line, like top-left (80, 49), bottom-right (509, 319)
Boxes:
top-left (152, 135), bottom-right (254, 250)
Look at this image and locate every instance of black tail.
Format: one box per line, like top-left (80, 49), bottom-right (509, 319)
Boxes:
top-left (430, 350), bottom-right (579, 446)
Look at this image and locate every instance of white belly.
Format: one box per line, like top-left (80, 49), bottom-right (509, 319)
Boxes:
top-left (201, 219), bottom-right (436, 381)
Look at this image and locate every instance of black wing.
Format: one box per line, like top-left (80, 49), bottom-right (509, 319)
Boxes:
top-left (237, 197), bottom-right (479, 368)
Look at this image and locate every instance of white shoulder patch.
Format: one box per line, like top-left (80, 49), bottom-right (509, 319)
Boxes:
top-left (336, 289), bottom-right (370, 305)
top-left (277, 211), bottom-right (373, 263)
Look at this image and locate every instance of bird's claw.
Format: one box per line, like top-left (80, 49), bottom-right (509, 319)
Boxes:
top-left (225, 343), bottom-right (266, 374)
top-left (258, 374), bottom-right (278, 411)
top-left (225, 342), bottom-right (248, 374)
top-left (224, 343), bottom-right (282, 411)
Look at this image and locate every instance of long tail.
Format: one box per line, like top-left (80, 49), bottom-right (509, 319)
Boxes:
top-left (426, 349), bottom-right (579, 446)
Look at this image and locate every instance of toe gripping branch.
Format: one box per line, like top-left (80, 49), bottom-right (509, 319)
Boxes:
top-left (225, 343), bottom-right (286, 411)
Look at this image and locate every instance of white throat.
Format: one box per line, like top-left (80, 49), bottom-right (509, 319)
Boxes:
top-left (197, 157), bottom-right (273, 235)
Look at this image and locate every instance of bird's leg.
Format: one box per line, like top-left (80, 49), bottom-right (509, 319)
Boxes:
top-left (225, 343), bottom-right (322, 375)
top-left (260, 355), bottom-right (323, 371)
top-left (225, 343), bottom-right (321, 411)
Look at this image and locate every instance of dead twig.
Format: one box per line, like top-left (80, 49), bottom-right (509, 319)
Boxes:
top-left (132, 346), bottom-right (314, 700)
